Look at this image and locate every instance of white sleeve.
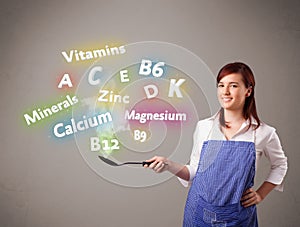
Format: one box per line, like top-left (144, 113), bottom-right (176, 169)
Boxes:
top-left (263, 129), bottom-right (288, 191)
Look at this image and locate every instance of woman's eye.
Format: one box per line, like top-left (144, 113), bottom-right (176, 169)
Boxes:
top-left (231, 84), bottom-right (238, 88)
top-left (218, 84), bottom-right (224, 87)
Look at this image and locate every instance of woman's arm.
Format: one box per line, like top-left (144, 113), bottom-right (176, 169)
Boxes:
top-left (144, 156), bottom-right (190, 181)
top-left (260, 127), bottom-right (288, 191)
top-left (241, 181), bottom-right (277, 207)
top-left (241, 126), bottom-right (289, 207)
top-left (144, 120), bottom-right (213, 183)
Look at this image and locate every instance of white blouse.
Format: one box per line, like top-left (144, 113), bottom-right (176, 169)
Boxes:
top-left (179, 113), bottom-right (288, 191)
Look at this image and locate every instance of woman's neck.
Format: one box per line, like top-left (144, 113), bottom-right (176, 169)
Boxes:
top-left (223, 109), bottom-right (245, 125)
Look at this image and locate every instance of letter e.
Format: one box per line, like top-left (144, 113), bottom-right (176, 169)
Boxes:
top-left (120, 70), bottom-right (129, 83)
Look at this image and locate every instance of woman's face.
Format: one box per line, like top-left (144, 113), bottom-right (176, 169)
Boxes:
top-left (217, 73), bottom-right (251, 112)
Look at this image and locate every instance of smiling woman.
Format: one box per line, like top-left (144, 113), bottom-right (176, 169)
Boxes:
top-left (217, 77), bottom-right (251, 111)
top-left (217, 63), bottom-right (259, 131)
top-left (145, 62), bottom-right (288, 227)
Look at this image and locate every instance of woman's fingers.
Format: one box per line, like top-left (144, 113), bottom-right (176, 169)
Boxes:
top-left (241, 188), bottom-right (254, 200)
top-left (242, 188), bottom-right (253, 196)
top-left (149, 158), bottom-right (160, 169)
top-left (144, 156), bottom-right (168, 173)
top-left (241, 188), bottom-right (262, 207)
top-left (143, 156), bottom-right (159, 168)
top-left (153, 161), bottom-right (165, 172)
top-left (146, 156), bottom-right (158, 163)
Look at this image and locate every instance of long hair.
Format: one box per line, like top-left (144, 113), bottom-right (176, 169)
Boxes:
top-left (217, 62), bottom-right (261, 129)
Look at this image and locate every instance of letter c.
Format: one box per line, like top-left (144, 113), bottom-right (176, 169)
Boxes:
top-left (88, 66), bottom-right (103, 85)
top-left (53, 123), bottom-right (65, 138)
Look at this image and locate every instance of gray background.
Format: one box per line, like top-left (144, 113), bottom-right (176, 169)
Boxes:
top-left (0, 0), bottom-right (299, 226)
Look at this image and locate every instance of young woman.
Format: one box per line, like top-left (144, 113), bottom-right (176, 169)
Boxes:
top-left (144, 62), bottom-right (288, 226)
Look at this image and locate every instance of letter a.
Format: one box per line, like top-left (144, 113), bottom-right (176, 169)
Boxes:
top-left (58, 73), bottom-right (73, 88)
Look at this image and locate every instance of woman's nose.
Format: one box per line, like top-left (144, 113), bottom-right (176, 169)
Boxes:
top-left (223, 86), bottom-right (230, 95)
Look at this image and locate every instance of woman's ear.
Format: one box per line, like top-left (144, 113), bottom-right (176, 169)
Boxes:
top-left (246, 86), bottom-right (253, 97)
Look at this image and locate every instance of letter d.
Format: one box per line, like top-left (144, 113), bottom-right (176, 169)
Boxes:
top-left (144, 84), bottom-right (158, 99)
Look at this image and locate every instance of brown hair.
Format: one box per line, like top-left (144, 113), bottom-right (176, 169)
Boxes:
top-left (217, 62), bottom-right (261, 129)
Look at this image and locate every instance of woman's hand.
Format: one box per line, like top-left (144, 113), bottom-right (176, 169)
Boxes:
top-left (144, 156), bottom-right (190, 181)
top-left (241, 188), bottom-right (262, 207)
top-left (144, 156), bottom-right (169, 173)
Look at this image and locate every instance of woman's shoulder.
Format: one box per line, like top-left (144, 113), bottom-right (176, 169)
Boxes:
top-left (196, 114), bottom-right (216, 129)
top-left (193, 115), bottom-right (215, 141)
top-left (256, 121), bottom-right (277, 143)
top-left (257, 121), bottom-right (276, 133)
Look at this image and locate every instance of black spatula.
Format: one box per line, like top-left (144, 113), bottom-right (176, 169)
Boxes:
top-left (98, 156), bottom-right (154, 167)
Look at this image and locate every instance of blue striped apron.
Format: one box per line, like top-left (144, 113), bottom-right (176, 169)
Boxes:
top-left (183, 123), bottom-right (258, 227)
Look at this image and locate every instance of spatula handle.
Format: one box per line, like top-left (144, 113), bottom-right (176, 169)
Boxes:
top-left (142, 161), bottom-right (154, 166)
